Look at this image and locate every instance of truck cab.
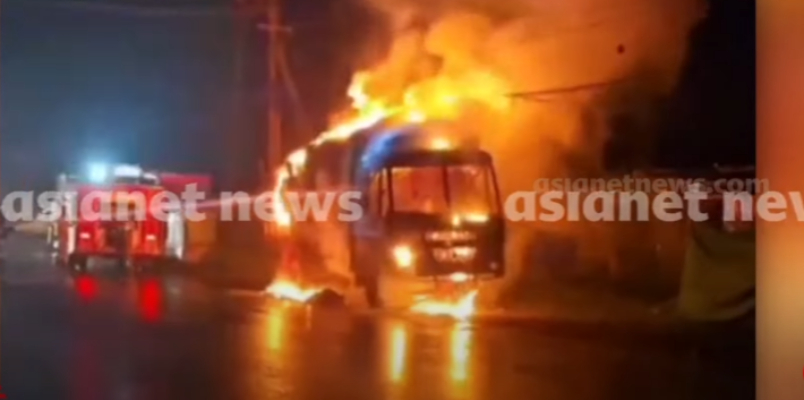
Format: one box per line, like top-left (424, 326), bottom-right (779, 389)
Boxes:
top-left (286, 121), bottom-right (505, 307)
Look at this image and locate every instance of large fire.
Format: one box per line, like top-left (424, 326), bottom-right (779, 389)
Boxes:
top-left (265, 0), bottom-right (704, 318)
top-left (266, 272), bottom-right (480, 319)
top-left (264, 65), bottom-right (508, 318)
top-left (271, 68), bottom-right (509, 229)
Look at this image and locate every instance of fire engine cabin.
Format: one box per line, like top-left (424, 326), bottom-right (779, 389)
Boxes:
top-left (284, 120), bottom-right (505, 307)
top-left (52, 165), bottom-right (167, 271)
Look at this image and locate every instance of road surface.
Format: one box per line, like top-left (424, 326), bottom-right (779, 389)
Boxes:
top-left (0, 236), bottom-right (752, 400)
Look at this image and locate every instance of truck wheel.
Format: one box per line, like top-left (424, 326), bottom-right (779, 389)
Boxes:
top-left (363, 274), bottom-right (383, 309)
top-left (69, 255), bottom-right (88, 273)
top-left (134, 259), bottom-right (161, 276)
top-left (353, 254), bottom-right (384, 309)
top-left (117, 256), bottom-right (138, 275)
top-left (130, 259), bottom-right (143, 274)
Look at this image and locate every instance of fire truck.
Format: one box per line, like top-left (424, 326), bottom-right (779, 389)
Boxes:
top-left (48, 164), bottom-right (214, 272)
top-left (281, 120), bottom-right (505, 308)
top-left (158, 172), bottom-right (216, 264)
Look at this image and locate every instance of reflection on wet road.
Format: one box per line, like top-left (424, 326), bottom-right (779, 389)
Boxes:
top-left (0, 244), bottom-right (747, 400)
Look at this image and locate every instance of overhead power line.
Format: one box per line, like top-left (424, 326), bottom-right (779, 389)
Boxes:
top-left (508, 78), bottom-right (629, 102)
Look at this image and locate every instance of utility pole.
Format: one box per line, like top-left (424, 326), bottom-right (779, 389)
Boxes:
top-left (255, 0), bottom-right (309, 187)
top-left (261, 0), bottom-right (291, 186)
top-left (229, 0), bottom-right (247, 191)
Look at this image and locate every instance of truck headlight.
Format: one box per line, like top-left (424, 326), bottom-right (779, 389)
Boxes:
top-left (392, 245), bottom-right (415, 269)
top-left (462, 213), bottom-right (489, 223)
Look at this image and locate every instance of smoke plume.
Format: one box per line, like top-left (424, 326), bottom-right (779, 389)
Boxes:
top-left (341, 0), bottom-right (708, 293)
top-left (355, 0), bottom-right (706, 193)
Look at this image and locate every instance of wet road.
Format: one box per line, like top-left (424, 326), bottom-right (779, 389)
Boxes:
top-left (1, 237), bottom-right (749, 400)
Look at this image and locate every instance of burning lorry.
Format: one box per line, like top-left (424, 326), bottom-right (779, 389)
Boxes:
top-left (275, 120), bottom-right (505, 309)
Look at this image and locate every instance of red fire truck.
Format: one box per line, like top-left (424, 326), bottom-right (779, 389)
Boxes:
top-left (49, 165), bottom-right (167, 271)
top-left (48, 164), bottom-right (214, 272)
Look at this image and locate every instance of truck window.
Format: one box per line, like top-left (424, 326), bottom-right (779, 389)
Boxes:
top-left (446, 166), bottom-right (499, 214)
top-left (386, 164), bottom-right (499, 215)
top-left (390, 167), bottom-right (449, 214)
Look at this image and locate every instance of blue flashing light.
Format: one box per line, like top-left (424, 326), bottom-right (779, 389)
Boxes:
top-left (88, 163), bottom-right (108, 183)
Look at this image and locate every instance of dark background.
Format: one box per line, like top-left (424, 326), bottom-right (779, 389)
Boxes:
top-left (655, 0), bottom-right (755, 169)
top-left (0, 0), bottom-right (754, 194)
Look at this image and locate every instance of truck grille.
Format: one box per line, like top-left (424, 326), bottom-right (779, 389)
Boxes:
top-left (105, 226), bottom-right (127, 250)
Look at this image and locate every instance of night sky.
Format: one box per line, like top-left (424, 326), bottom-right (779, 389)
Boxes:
top-left (2, 0), bottom-right (232, 192)
top-left (0, 0), bottom-right (373, 193)
top-left (0, 0), bottom-right (754, 193)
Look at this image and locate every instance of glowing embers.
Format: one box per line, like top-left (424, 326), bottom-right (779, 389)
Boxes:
top-left (410, 273), bottom-right (479, 320)
top-left (265, 279), bottom-right (323, 303)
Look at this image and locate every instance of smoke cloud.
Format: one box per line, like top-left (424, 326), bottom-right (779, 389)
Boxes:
top-left (346, 0), bottom-right (708, 293)
top-left (355, 0), bottom-right (706, 193)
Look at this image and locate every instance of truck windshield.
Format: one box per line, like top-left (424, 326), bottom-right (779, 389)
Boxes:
top-left (101, 200), bottom-right (143, 221)
top-left (389, 165), bottom-right (499, 215)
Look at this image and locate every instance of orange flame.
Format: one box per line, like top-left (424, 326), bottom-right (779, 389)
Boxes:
top-left (408, 272), bottom-right (479, 319)
top-left (265, 66), bottom-right (507, 313)
top-left (270, 69), bottom-right (509, 229)
top-left (410, 289), bottom-right (479, 320)
top-left (265, 279), bottom-right (322, 303)
top-left (271, 72), bottom-right (396, 229)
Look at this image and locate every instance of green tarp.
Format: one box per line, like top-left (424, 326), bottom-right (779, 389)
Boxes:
top-left (677, 221), bottom-right (755, 322)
